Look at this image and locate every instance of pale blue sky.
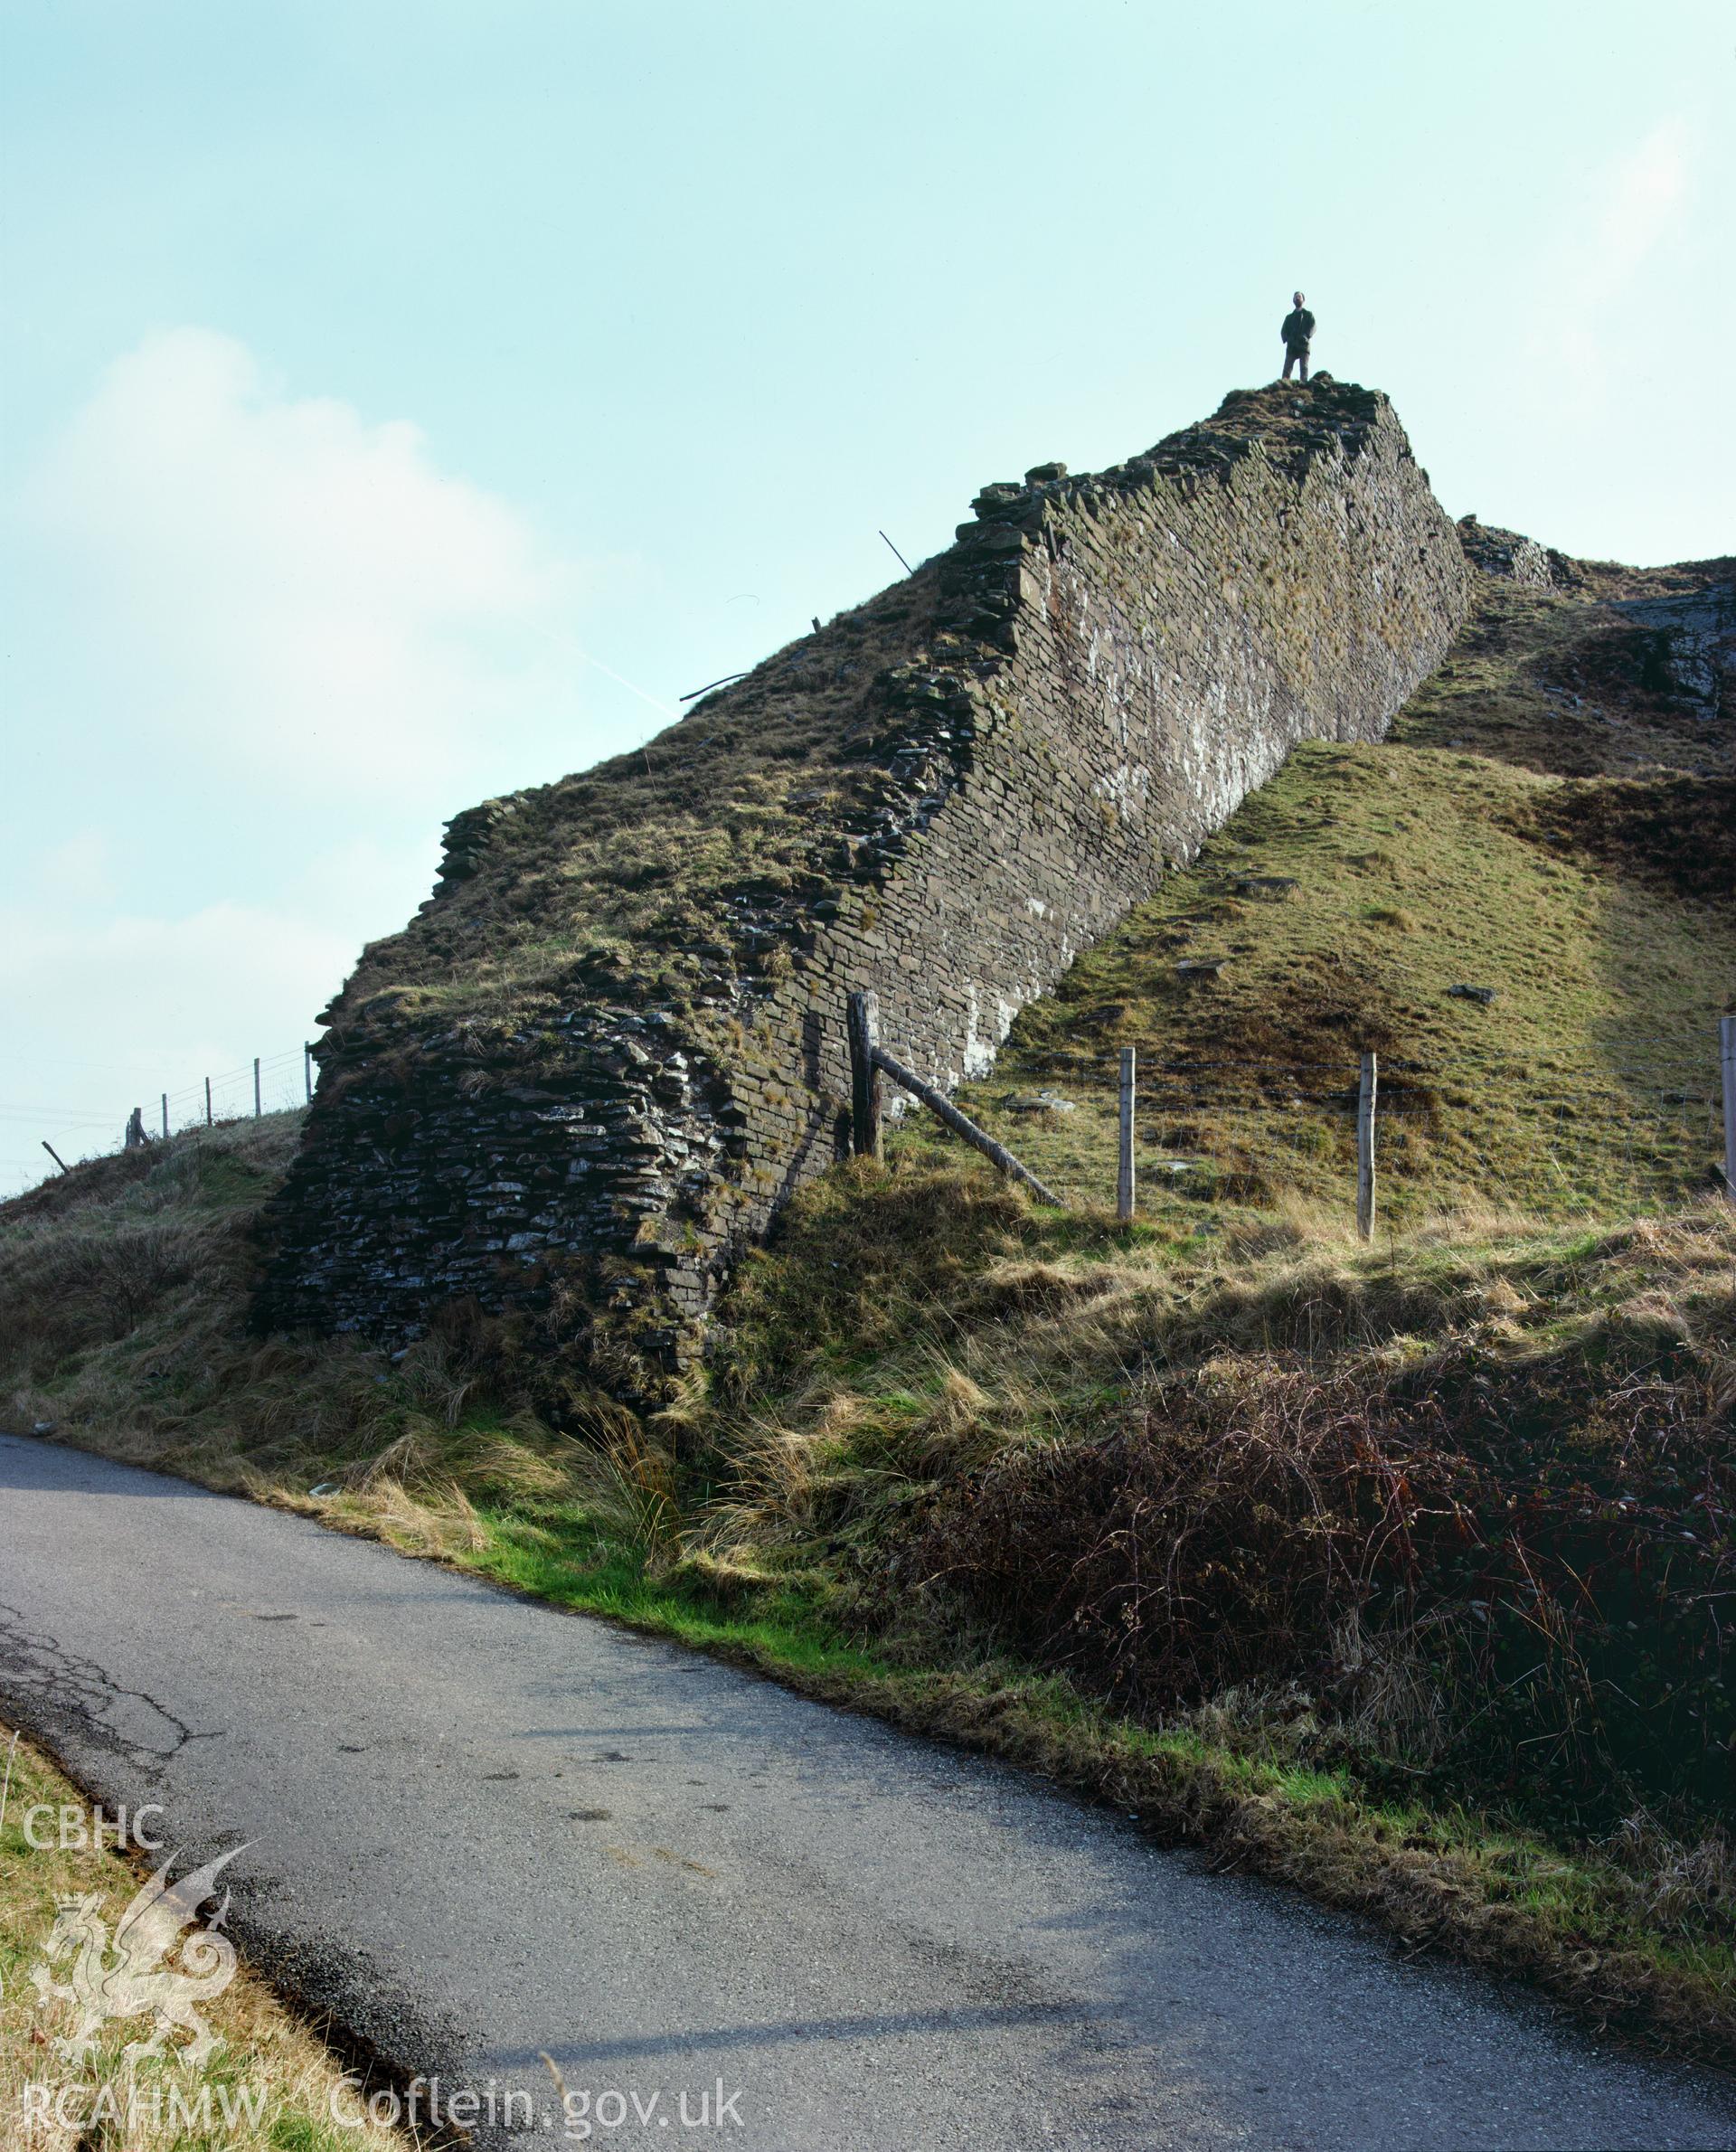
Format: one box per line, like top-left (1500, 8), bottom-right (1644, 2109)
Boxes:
top-left (2, 0), bottom-right (1730, 1189)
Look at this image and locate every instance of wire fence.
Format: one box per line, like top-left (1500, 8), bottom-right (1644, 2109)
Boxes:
top-left (12, 1045), bottom-right (316, 1186)
top-left (11, 1010), bottom-right (1735, 1235)
top-left (153, 1046), bottom-right (316, 1140)
top-left (937, 1033), bottom-right (1735, 1228)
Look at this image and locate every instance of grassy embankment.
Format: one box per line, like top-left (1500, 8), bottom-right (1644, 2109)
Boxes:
top-left (3, 552), bottom-right (1733, 2065)
top-left (0, 1719), bottom-right (406, 2151)
top-left (3, 1123), bottom-right (1732, 2060)
top-left (919, 567), bottom-right (1734, 1222)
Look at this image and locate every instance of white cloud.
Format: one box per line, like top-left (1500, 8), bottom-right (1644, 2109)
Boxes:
top-left (18, 328), bottom-right (622, 790)
top-left (34, 830), bottom-right (115, 907)
top-left (1598, 120), bottom-right (1690, 284)
top-left (0, 892), bottom-right (358, 1186)
top-left (1524, 119), bottom-right (1693, 413)
top-left (0, 335), bottom-right (665, 1194)
top-left (0, 820), bottom-right (451, 1194)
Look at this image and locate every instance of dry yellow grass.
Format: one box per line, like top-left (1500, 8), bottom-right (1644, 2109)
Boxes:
top-left (5, 1123), bottom-right (1735, 2062)
top-left (0, 1721), bottom-right (410, 2151)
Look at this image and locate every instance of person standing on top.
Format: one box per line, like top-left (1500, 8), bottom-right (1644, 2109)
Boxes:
top-left (1280, 291), bottom-right (1316, 382)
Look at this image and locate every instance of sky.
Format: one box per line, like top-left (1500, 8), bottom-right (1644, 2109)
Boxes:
top-left (2, 0), bottom-right (1731, 1192)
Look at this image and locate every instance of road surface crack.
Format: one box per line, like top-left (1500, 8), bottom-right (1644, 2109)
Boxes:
top-left (0, 1600), bottom-right (216, 1779)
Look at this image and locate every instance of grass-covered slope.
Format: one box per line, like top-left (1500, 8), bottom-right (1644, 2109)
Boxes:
top-left (5, 1127), bottom-right (1733, 2058)
top-left (3, 533), bottom-right (1732, 2062)
top-left (912, 549), bottom-right (1734, 1224)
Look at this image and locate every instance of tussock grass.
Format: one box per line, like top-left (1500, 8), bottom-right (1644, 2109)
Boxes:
top-left (6, 1106), bottom-right (1735, 2065)
top-left (0, 1722), bottom-right (409, 2151)
top-left (677, 1157), bottom-right (1736, 2053)
top-left (5, 541), bottom-right (1733, 2064)
top-left (1, 1118), bottom-right (591, 1526)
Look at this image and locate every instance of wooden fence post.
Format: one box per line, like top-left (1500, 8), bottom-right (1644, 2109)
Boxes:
top-left (1117, 1046), bottom-right (1137, 1222)
top-left (160, 1093), bottom-right (168, 1140)
top-left (41, 1141), bottom-right (69, 1175)
top-left (870, 1042), bottom-right (1061, 1205)
top-left (253, 1057), bottom-right (262, 1118)
top-left (847, 991), bottom-right (882, 1160)
top-left (204, 1077), bottom-right (212, 1127)
top-left (1356, 1051), bottom-right (1378, 1241)
top-left (1721, 1016), bottom-right (1736, 1207)
top-left (304, 1043), bottom-right (315, 1102)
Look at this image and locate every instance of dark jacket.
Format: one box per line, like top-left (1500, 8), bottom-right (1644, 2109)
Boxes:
top-left (1281, 307), bottom-right (1316, 350)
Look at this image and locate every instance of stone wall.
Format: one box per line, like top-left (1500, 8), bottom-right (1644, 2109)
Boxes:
top-left (256, 382), bottom-right (1470, 1396)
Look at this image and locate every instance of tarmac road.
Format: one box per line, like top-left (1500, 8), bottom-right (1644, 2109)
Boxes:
top-left (1, 1431), bottom-right (1731, 2151)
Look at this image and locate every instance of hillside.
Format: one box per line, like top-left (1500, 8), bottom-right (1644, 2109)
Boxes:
top-left (916, 536), bottom-right (1734, 1223)
top-left (2, 491), bottom-right (1733, 2061)
top-left (255, 379), bottom-right (1468, 1392)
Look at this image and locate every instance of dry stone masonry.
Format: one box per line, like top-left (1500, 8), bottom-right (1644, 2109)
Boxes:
top-left (257, 382), bottom-right (1471, 1397)
top-left (1455, 515), bottom-right (1568, 590)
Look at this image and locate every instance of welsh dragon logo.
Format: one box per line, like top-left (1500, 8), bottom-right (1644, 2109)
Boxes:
top-left (31, 1845), bottom-right (246, 2067)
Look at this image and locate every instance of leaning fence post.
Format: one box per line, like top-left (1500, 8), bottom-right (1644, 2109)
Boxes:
top-left (847, 990), bottom-right (882, 1160)
top-left (1721, 1016), bottom-right (1736, 1207)
top-left (253, 1057), bottom-right (261, 1118)
top-left (1356, 1050), bottom-right (1378, 1241)
top-left (870, 1040), bottom-right (1061, 1204)
top-left (1117, 1045), bottom-right (1137, 1222)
